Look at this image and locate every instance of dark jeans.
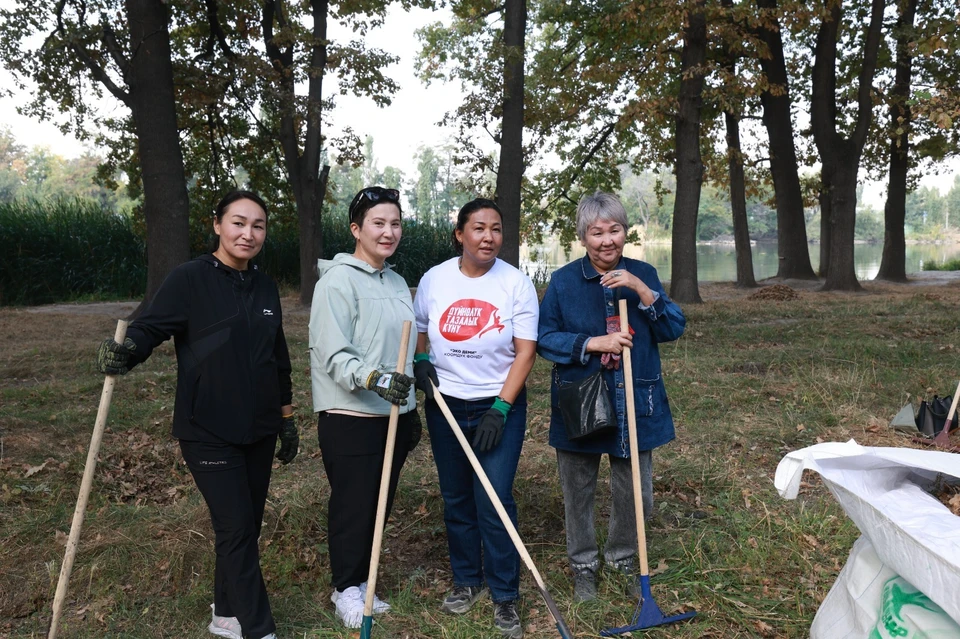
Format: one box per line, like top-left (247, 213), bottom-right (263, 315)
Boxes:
top-left (555, 448), bottom-right (653, 573)
top-left (425, 389), bottom-right (526, 603)
top-left (180, 435), bottom-right (277, 639)
top-left (316, 411), bottom-right (412, 591)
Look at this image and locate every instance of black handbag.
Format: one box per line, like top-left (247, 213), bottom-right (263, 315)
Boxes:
top-left (916, 395), bottom-right (958, 438)
top-left (556, 368), bottom-right (616, 441)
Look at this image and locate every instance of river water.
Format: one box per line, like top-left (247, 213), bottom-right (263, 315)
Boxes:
top-left (521, 241), bottom-right (960, 282)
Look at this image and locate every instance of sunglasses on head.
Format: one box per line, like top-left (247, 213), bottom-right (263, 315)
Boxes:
top-left (348, 187), bottom-right (400, 223)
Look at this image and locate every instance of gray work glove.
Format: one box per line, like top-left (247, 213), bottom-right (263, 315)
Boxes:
top-left (366, 370), bottom-right (414, 405)
top-left (96, 337), bottom-right (137, 375)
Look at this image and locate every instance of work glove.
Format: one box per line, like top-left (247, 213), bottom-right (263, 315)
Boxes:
top-left (472, 397), bottom-right (511, 452)
top-left (413, 354), bottom-right (439, 400)
top-left (275, 414), bottom-right (299, 464)
top-left (403, 409), bottom-right (423, 452)
top-left (366, 370), bottom-right (414, 405)
top-left (96, 337), bottom-right (137, 375)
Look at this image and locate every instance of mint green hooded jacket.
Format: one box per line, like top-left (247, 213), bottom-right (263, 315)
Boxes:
top-left (309, 253), bottom-right (416, 415)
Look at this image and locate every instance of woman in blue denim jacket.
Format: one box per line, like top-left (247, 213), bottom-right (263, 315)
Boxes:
top-left (537, 192), bottom-right (685, 602)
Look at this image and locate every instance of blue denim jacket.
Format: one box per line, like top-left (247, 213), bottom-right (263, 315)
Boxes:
top-left (537, 256), bottom-right (685, 456)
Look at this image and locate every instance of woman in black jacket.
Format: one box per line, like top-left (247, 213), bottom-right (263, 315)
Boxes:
top-left (95, 191), bottom-right (297, 639)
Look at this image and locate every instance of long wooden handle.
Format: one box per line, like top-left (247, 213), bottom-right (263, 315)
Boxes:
top-left (362, 321), bottom-right (412, 621)
top-left (49, 319), bottom-right (128, 639)
top-left (431, 387), bottom-right (573, 639)
top-left (934, 380), bottom-right (960, 442)
top-left (619, 299), bottom-right (650, 578)
top-left (945, 381), bottom-right (960, 423)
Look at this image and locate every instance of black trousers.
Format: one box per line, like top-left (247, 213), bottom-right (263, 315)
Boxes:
top-left (180, 434), bottom-right (277, 639)
top-left (317, 411), bottom-right (413, 591)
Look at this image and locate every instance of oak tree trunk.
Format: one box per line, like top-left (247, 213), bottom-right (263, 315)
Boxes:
top-left (127, 0), bottom-right (190, 314)
top-left (755, 0), bottom-right (816, 280)
top-left (264, 0), bottom-right (330, 305)
top-left (495, 0), bottom-right (526, 268)
top-left (877, 0), bottom-right (916, 283)
top-left (670, 1), bottom-right (706, 304)
top-left (811, 0), bottom-right (884, 292)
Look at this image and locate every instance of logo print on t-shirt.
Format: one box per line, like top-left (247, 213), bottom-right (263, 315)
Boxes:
top-left (439, 299), bottom-right (505, 342)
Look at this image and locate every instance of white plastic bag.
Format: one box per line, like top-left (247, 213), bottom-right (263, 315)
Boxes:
top-left (774, 441), bottom-right (960, 636)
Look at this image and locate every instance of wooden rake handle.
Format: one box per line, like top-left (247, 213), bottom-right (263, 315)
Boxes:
top-left (49, 319), bottom-right (128, 639)
top-left (619, 299), bottom-right (651, 578)
top-left (431, 386), bottom-right (573, 639)
top-left (362, 321), bottom-right (412, 621)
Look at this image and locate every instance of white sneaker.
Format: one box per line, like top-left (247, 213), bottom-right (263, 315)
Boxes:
top-left (208, 603), bottom-right (242, 639)
top-left (330, 583), bottom-right (391, 615)
top-left (359, 582), bottom-right (391, 614)
top-left (331, 585), bottom-right (364, 628)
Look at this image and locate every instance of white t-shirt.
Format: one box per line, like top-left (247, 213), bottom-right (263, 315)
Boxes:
top-left (414, 257), bottom-right (539, 400)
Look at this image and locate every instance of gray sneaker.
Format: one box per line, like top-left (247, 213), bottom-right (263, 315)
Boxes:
top-left (572, 569), bottom-right (597, 602)
top-left (440, 585), bottom-right (488, 614)
top-left (608, 561), bottom-right (640, 597)
top-left (494, 600), bottom-right (523, 639)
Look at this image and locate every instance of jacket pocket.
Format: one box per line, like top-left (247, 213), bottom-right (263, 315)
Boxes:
top-left (634, 375), bottom-right (664, 417)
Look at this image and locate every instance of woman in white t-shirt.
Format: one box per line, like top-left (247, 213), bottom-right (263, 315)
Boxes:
top-left (413, 198), bottom-right (539, 639)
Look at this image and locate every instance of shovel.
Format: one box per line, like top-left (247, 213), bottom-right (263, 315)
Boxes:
top-left (431, 384), bottom-right (574, 639)
top-left (49, 320), bottom-right (128, 639)
top-left (601, 301), bottom-right (695, 635)
top-left (360, 320), bottom-right (412, 639)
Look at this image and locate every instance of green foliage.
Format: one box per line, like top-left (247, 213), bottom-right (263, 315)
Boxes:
top-left (0, 199), bottom-right (146, 306)
top-left (922, 258), bottom-right (960, 271)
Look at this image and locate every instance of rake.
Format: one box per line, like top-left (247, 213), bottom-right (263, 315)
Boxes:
top-left (601, 301), bottom-right (695, 635)
top-left (431, 384), bottom-right (574, 639)
top-left (360, 320), bottom-right (412, 639)
top-left (49, 320), bottom-right (128, 639)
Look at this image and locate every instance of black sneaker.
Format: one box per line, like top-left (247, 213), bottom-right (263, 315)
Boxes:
top-left (440, 585), bottom-right (487, 614)
top-left (494, 600), bottom-right (523, 639)
top-left (573, 569), bottom-right (597, 602)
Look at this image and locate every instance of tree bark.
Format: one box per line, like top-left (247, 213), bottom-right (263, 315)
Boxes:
top-left (495, 0), bottom-right (526, 268)
top-left (876, 0), bottom-right (917, 283)
top-left (264, 0), bottom-right (330, 305)
top-left (755, 0), bottom-right (817, 281)
top-left (126, 0), bottom-right (191, 313)
top-left (721, 0), bottom-right (756, 288)
top-left (725, 110), bottom-right (757, 288)
top-left (811, 0), bottom-right (885, 292)
top-left (670, 1), bottom-right (706, 304)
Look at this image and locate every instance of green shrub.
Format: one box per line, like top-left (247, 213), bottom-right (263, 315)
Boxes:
top-left (922, 258), bottom-right (960, 271)
top-left (1, 200), bottom-right (456, 306)
top-left (0, 198), bottom-right (146, 306)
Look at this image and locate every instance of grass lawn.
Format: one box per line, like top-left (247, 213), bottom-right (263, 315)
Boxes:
top-left (2, 277), bottom-right (959, 638)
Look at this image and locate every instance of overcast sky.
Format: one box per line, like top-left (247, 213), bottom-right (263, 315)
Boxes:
top-left (0, 5), bottom-right (463, 171)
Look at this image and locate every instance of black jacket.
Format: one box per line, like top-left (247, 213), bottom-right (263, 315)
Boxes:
top-left (126, 254), bottom-right (293, 444)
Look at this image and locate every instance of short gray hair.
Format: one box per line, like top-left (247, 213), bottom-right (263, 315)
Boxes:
top-left (575, 191), bottom-right (629, 241)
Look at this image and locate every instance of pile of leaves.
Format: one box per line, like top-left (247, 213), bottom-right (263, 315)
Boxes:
top-left (935, 482), bottom-right (960, 516)
top-left (748, 284), bottom-right (800, 301)
top-left (98, 429), bottom-right (192, 506)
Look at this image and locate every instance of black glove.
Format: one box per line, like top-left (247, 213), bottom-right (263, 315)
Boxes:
top-left (472, 397), bottom-right (511, 452)
top-left (96, 337), bottom-right (137, 375)
top-left (414, 357), bottom-right (439, 400)
top-left (366, 370), bottom-right (414, 405)
top-left (276, 414), bottom-right (299, 464)
top-left (403, 409), bottom-right (423, 452)
top-left (473, 409), bottom-right (506, 452)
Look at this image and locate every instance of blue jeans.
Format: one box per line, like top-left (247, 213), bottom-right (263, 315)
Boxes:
top-left (425, 389), bottom-right (527, 603)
